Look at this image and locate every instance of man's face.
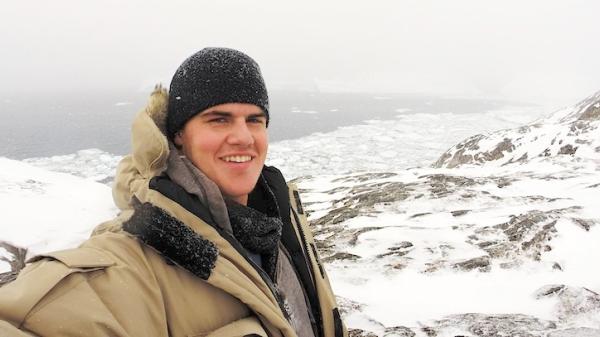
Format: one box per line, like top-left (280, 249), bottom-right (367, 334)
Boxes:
top-left (174, 103), bottom-right (268, 205)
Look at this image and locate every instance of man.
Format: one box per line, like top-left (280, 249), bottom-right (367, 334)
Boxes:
top-left (0, 48), bottom-right (347, 337)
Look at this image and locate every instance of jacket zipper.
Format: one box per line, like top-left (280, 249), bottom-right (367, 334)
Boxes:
top-left (279, 243), bottom-right (320, 337)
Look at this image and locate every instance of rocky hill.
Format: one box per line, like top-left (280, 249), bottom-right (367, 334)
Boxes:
top-left (298, 91), bottom-right (600, 337)
top-left (433, 91), bottom-right (600, 168)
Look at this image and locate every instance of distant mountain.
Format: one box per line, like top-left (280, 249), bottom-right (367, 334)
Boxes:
top-left (433, 90), bottom-right (600, 168)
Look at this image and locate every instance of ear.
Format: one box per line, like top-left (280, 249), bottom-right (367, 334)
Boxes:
top-left (174, 131), bottom-right (184, 146)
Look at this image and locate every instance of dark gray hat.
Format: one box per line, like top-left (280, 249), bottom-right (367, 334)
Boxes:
top-left (167, 48), bottom-right (269, 139)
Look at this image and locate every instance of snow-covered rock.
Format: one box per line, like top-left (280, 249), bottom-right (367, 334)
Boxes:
top-left (535, 284), bottom-right (600, 327)
top-left (433, 90), bottom-right (600, 168)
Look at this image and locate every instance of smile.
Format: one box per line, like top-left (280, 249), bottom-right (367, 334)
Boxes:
top-left (221, 155), bottom-right (253, 163)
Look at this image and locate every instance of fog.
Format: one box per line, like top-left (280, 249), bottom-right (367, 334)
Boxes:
top-left (1, 0), bottom-right (599, 106)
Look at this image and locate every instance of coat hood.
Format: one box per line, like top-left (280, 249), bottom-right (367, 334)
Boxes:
top-left (113, 85), bottom-right (170, 210)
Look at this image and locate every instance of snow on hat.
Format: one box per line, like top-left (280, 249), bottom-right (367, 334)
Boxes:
top-left (166, 47), bottom-right (269, 139)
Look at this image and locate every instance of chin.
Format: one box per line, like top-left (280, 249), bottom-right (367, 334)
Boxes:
top-left (220, 172), bottom-right (261, 201)
top-left (223, 186), bottom-right (253, 200)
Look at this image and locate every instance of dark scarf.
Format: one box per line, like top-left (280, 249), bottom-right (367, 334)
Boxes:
top-left (226, 174), bottom-right (284, 280)
top-left (227, 200), bottom-right (283, 280)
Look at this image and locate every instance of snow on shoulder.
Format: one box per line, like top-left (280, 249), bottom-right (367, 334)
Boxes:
top-left (0, 157), bottom-right (117, 273)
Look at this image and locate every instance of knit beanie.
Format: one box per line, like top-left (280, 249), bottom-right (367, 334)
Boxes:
top-left (167, 47), bottom-right (269, 140)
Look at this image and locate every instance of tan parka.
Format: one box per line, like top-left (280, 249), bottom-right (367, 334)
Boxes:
top-left (0, 87), bottom-right (347, 337)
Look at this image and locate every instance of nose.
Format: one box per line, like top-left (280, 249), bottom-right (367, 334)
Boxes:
top-left (227, 120), bottom-right (254, 146)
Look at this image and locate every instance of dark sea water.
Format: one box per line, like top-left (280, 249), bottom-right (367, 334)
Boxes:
top-left (0, 90), bottom-right (525, 159)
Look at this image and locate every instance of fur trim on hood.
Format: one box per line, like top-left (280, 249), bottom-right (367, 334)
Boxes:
top-left (112, 85), bottom-right (172, 210)
top-left (145, 84), bottom-right (169, 136)
top-left (122, 202), bottom-right (218, 280)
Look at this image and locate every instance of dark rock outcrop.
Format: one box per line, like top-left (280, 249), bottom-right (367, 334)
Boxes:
top-left (453, 256), bottom-right (491, 272)
top-left (0, 241), bottom-right (27, 287)
top-left (311, 176), bottom-right (415, 232)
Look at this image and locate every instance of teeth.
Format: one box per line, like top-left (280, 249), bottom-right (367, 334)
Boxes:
top-left (223, 155), bottom-right (251, 163)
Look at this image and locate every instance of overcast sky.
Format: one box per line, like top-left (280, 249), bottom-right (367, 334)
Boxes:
top-left (1, 0), bottom-right (599, 106)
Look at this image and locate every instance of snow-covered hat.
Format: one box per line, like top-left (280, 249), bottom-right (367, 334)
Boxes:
top-left (166, 47), bottom-right (269, 140)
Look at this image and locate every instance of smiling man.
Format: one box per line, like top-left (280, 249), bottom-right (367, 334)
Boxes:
top-left (0, 48), bottom-right (346, 337)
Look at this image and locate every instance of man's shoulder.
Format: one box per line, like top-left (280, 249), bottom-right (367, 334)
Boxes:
top-left (0, 241), bottom-right (115, 328)
top-left (0, 232), bottom-right (157, 332)
top-left (2, 231), bottom-right (144, 293)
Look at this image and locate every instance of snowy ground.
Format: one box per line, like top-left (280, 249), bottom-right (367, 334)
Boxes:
top-left (297, 156), bottom-right (600, 336)
top-left (0, 158), bottom-right (117, 272)
top-left (1, 93), bottom-right (599, 336)
top-left (292, 91), bottom-right (600, 336)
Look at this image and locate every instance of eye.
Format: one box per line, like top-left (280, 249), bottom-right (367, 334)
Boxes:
top-left (209, 117), bottom-right (228, 123)
top-left (247, 116), bottom-right (266, 124)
